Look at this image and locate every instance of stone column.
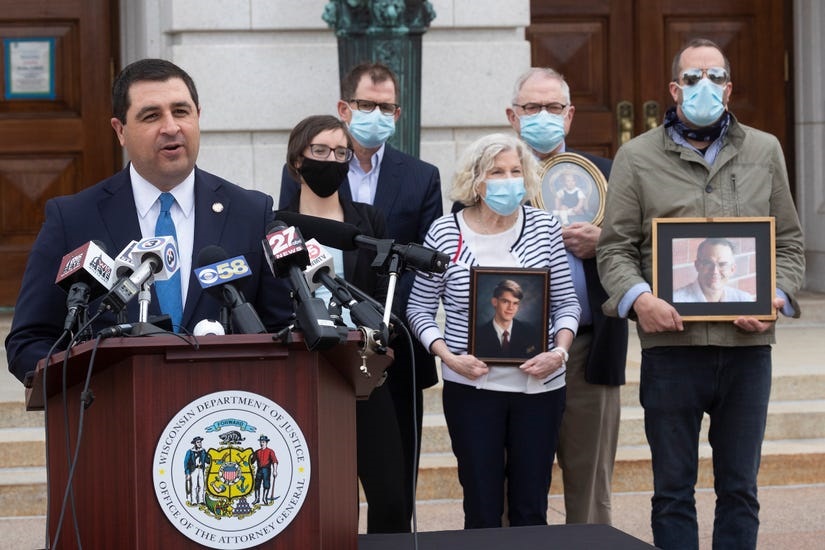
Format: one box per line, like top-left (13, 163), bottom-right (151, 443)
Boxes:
top-left (322, 0), bottom-right (436, 157)
top-left (793, 0), bottom-right (825, 292)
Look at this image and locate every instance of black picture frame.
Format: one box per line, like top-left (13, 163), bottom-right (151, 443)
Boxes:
top-left (652, 217), bottom-right (776, 320)
top-left (534, 152), bottom-right (607, 227)
top-left (468, 267), bottom-right (549, 364)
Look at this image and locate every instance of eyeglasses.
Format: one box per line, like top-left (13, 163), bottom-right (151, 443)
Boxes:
top-left (679, 67), bottom-right (729, 86)
top-left (347, 99), bottom-right (399, 116)
top-left (307, 143), bottom-right (353, 162)
top-left (697, 259), bottom-right (733, 272)
top-left (512, 102), bottom-right (568, 116)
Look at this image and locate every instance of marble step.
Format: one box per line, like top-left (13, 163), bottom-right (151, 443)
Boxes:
top-left (416, 438), bottom-right (825, 501)
top-left (421, 399), bottom-right (825, 453)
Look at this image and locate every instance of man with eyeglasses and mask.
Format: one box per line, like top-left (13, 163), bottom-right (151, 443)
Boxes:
top-left (499, 67), bottom-right (629, 527)
top-left (278, 61), bottom-right (442, 532)
top-left (597, 38), bottom-right (805, 549)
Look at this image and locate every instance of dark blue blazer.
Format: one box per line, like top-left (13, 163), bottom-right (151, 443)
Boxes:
top-left (5, 166), bottom-right (292, 382)
top-left (279, 144), bottom-right (443, 388)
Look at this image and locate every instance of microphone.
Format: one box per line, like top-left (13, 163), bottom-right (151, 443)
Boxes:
top-left (55, 240), bottom-right (116, 331)
top-left (302, 239), bottom-right (387, 349)
top-left (302, 238), bottom-right (334, 293)
top-left (113, 239), bottom-right (139, 278)
top-left (275, 211), bottom-right (449, 274)
top-left (262, 221), bottom-right (340, 350)
top-left (194, 245), bottom-right (266, 334)
top-left (99, 236), bottom-right (179, 314)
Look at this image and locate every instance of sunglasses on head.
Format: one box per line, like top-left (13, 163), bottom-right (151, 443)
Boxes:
top-left (679, 67), bottom-right (729, 86)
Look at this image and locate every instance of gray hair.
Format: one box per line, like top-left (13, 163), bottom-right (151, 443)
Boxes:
top-left (511, 67), bottom-right (571, 106)
top-left (449, 133), bottom-right (540, 206)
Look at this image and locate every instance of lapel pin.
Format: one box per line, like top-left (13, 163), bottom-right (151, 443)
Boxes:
top-left (212, 202), bottom-right (224, 213)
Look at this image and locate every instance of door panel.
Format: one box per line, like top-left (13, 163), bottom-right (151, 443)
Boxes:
top-left (637, 0), bottom-right (788, 150)
top-left (528, 1), bottom-right (632, 158)
top-left (529, 0), bottom-right (790, 159)
top-left (0, 0), bottom-right (118, 305)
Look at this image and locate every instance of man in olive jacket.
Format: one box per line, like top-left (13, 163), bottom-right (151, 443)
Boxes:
top-left (597, 39), bottom-right (805, 550)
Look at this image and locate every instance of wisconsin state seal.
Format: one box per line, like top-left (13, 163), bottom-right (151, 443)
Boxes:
top-left (152, 390), bottom-right (311, 549)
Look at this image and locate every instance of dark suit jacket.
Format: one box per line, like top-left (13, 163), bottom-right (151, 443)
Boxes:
top-left (449, 148), bottom-right (627, 385)
top-left (5, 166), bottom-right (292, 382)
top-left (569, 149), bottom-right (628, 386)
top-left (474, 318), bottom-right (542, 360)
top-left (279, 144), bottom-right (443, 388)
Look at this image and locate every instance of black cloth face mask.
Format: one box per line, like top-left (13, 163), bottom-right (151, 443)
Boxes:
top-left (298, 158), bottom-right (349, 198)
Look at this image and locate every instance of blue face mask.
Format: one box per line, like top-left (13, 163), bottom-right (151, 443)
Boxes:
top-left (679, 78), bottom-right (725, 127)
top-left (348, 107), bottom-right (396, 148)
top-left (482, 178), bottom-right (526, 216)
top-left (518, 111), bottom-right (566, 154)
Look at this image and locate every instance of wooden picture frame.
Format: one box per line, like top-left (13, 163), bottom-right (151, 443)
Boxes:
top-left (468, 267), bottom-right (549, 364)
top-left (534, 152), bottom-right (607, 227)
top-left (652, 217), bottom-right (776, 321)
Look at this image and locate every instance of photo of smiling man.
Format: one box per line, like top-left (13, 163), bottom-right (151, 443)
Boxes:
top-left (673, 237), bottom-right (755, 303)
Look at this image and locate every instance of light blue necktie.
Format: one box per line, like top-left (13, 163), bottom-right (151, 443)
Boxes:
top-left (154, 192), bottom-right (182, 331)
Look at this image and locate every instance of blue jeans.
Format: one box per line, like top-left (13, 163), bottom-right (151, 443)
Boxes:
top-left (640, 346), bottom-right (771, 550)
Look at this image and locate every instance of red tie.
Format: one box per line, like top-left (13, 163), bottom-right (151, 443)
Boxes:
top-left (501, 330), bottom-right (510, 352)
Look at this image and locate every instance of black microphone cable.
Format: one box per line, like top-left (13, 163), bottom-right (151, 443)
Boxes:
top-left (51, 306), bottom-right (104, 548)
top-left (335, 277), bottom-right (421, 548)
top-left (394, 319), bottom-right (420, 550)
top-left (52, 332), bottom-right (105, 550)
top-left (39, 328), bottom-right (71, 550)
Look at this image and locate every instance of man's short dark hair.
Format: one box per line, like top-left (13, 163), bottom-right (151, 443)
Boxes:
top-left (492, 279), bottom-right (524, 300)
top-left (340, 61), bottom-right (399, 104)
top-left (696, 237), bottom-right (736, 259)
top-left (671, 38), bottom-right (731, 82)
top-left (112, 58), bottom-right (199, 123)
top-left (286, 115), bottom-right (353, 180)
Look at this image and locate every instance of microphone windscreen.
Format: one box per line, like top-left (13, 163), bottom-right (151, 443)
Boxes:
top-left (266, 219), bottom-right (288, 234)
top-left (197, 245), bottom-right (229, 268)
top-left (193, 319), bottom-right (226, 336)
top-left (274, 211), bottom-right (359, 251)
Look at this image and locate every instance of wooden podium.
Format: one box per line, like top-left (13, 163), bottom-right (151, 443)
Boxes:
top-left (26, 332), bottom-right (390, 549)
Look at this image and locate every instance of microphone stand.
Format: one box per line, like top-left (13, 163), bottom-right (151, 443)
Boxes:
top-left (219, 305), bottom-right (230, 335)
top-left (127, 280), bottom-right (169, 336)
top-left (138, 281), bottom-right (152, 323)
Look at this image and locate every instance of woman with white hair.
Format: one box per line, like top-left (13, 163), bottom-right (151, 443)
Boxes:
top-left (407, 133), bottom-right (580, 528)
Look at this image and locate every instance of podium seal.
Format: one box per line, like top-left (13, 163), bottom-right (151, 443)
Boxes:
top-left (152, 390), bottom-right (311, 548)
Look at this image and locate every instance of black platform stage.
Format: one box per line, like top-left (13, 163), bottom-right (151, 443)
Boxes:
top-left (359, 523), bottom-right (657, 549)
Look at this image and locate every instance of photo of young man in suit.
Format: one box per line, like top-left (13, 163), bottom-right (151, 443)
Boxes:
top-left (474, 279), bottom-right (542, 360)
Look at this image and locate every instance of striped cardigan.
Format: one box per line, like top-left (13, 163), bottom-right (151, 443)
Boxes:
top-left (406, 205), bottom-right (581, 389)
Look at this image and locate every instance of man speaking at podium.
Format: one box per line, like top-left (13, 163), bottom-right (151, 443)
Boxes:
top-left (5, 58), bottom-right (291, 384)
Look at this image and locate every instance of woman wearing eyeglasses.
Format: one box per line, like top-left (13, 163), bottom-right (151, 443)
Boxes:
top-left (280, 114), bottom-right (410, 533)
top-left (407, 133), bottom-right (581, 529)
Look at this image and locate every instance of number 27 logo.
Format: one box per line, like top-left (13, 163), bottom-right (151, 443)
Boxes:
top-left (267, 226), bottom-right (296, 255)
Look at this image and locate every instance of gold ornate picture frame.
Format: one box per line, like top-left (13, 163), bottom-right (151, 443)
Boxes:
top-left (534, 152), bottom-right (607, 227)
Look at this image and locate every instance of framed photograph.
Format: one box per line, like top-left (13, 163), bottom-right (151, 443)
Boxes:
top-left (652, 217), bottom-right (776, 321)
top-left (534, 152), bottom-right (607, 227)
top-left (468, 267), bottom-right (549, 364)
